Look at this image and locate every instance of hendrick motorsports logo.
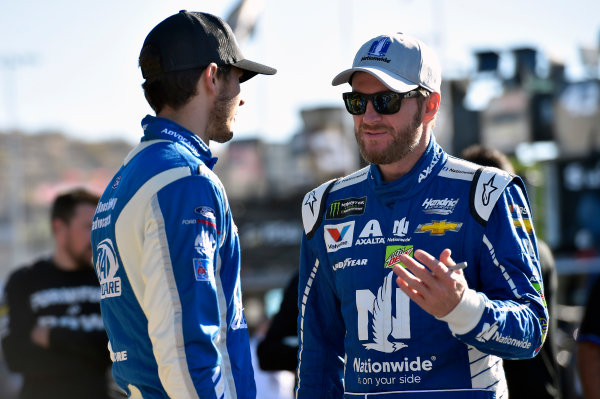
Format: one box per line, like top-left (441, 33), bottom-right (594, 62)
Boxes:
top-left (95, 239), bottom-right (121, 299)
top-left (421, 197), bottom-right (458, 215)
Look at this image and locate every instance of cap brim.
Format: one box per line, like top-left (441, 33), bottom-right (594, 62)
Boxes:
top-left (233, 59), bottom-right (277, 83)
top-left (332, 66), bottom-right (419, 93)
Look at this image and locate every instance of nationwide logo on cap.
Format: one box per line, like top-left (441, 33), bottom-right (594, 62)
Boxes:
top-left (368, 37), bottom-right (391, 57)
top-left (362, 37), bottom-right (392, 63)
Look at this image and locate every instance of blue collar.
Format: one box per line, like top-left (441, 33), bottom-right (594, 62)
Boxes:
top-left (140, 115), bottom-right (218, 169)
top-left (369, 136), bottom-right (447, 205)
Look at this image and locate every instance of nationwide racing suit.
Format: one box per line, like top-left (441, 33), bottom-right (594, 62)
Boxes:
top-left (297, 137), bottom-right (548, 398)
top-left (91, 115), bottom-right (255, 399)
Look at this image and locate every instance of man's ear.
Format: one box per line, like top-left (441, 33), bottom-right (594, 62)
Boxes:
top-left (51, 218), bottom-right (67, 237)
top-left (423, 92), bottom-right (441, 123)
top-left (200, 63), bottom-right (220, 96)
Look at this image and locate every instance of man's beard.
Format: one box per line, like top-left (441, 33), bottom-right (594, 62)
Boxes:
top-left (67, 246), bottom-right (93, 271)
top-left (355, 106), bottom-right (424, 165)
top-left (206, 92), bottom-right (238, 144)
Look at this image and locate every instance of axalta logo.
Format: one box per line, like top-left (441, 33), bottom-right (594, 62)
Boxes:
top-left (95, 239), bottom-right (121, 299)
top-left (356, 220), bottom-right (384, 245)
top-left (415, 220), bottom-right (462, 236)
top-left (324, 221), bottom-right (355, 252)
top-left (418, 146), bottom-right (442, 183)
top-left (385, 246), bottom-right (414, 268)
top-left (333, 258), bottom-right (368, 271)
top-left (421, 197), bottom-right (458, 215)
top-left (476, 322), bottom-right (532, 349)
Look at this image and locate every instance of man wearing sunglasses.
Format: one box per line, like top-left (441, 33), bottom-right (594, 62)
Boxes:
top-left (297, 32), bottom-right (547, 398)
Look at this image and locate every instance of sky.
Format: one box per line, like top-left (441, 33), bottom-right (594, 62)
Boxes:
top-left (0, 0), bottom-right (599, 146)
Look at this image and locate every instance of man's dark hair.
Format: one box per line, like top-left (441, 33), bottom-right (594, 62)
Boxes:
top-left (461, 144), bottom-right (515, 174)
top-left (139, 44), bottom-right (232, 113)
top-left (51, 188), bottom-right (100, 224)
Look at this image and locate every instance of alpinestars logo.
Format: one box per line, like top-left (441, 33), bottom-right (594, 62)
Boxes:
top-left (324, 221), bottom-right (355, 253)
top-left (356, 271), bottom-right (411, 353)
top-left (304, 191), bottom-right (318, 216)
top-left (482, 175), bottom-right (498, 206)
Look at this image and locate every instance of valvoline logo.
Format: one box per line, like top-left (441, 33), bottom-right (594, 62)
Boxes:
top-left (324, 221), bottom-right (355, 253)
top-left (327, 225), bottom-right (351, 242)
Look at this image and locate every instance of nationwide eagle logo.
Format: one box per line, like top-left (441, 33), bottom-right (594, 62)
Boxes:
top-left (363, 272), bottom-right (408, 353)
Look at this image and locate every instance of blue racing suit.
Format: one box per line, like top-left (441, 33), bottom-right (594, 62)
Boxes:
top-left (297, 137), bottom-right (548, 398)
top-left (91, 115), bottom-right (255, 399)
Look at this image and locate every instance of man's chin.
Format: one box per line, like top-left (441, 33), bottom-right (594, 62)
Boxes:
top-left (211, 130), bottom-right (234, 144)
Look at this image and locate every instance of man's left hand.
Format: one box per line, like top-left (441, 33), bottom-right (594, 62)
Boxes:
top-left (392, 248), bottom-right (468, 318)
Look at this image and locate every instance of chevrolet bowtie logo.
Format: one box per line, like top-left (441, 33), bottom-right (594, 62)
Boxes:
top-left (513, 218), bottom-right (533, 234)
top-left (415, 220), bottom-right (463, 235)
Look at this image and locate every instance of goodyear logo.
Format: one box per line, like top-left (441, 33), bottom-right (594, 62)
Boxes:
top-left (384, 245), bottom-right (414, 268)
top-left (415, 220), bottom-right (462, 236)
top-left (326, 197), bottom-right (367, 220)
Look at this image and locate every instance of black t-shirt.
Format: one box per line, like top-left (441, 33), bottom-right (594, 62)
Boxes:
top-left (503, 240), bottom-right (561, 399)
top-left (579, 275), bottom-right (600, 343)
top-left (1, 258), bottom-right (111, 399)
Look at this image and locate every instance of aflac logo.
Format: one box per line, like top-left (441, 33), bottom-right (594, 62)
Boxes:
top-left (95, 239), bottom-right (121, 299)
top-left (368, 37), bottom-right (391, 57)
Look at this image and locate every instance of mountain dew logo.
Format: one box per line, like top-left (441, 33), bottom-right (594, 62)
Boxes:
top-left (384, 245), bottom-right (413, 268)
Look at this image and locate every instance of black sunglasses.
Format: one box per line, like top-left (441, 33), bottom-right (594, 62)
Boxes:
top-left (342, 90), bottom-right (422, 115)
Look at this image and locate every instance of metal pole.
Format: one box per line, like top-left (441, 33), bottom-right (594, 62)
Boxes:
top-left (1, 55), bottom-right (35, 269)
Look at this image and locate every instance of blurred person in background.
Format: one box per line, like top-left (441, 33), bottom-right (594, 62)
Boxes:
top-left (0, 188), bottom-right (111, 399)
top-left (296, 32), bottom-right (548, 398)
top-left (462, 144), bottom-right (561, 398)
top-left (257, 269), bottom-right (300, 374)
top-left (90, 10), bottom-right (275, 399)
top-left (576, 275), bottom-right (600, 399)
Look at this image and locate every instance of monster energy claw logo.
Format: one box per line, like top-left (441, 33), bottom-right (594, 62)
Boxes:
top-left (326, 197), bottom-right (367, 220)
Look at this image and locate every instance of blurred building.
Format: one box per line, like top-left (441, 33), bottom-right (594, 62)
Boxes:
top-left (0, 132), bottom-right (132, 281)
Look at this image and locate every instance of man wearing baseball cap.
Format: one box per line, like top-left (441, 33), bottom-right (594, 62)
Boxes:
top-left (297, 32), bottom-right (547, 398)
top-left (91, 11), bottom-right (275, 399)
